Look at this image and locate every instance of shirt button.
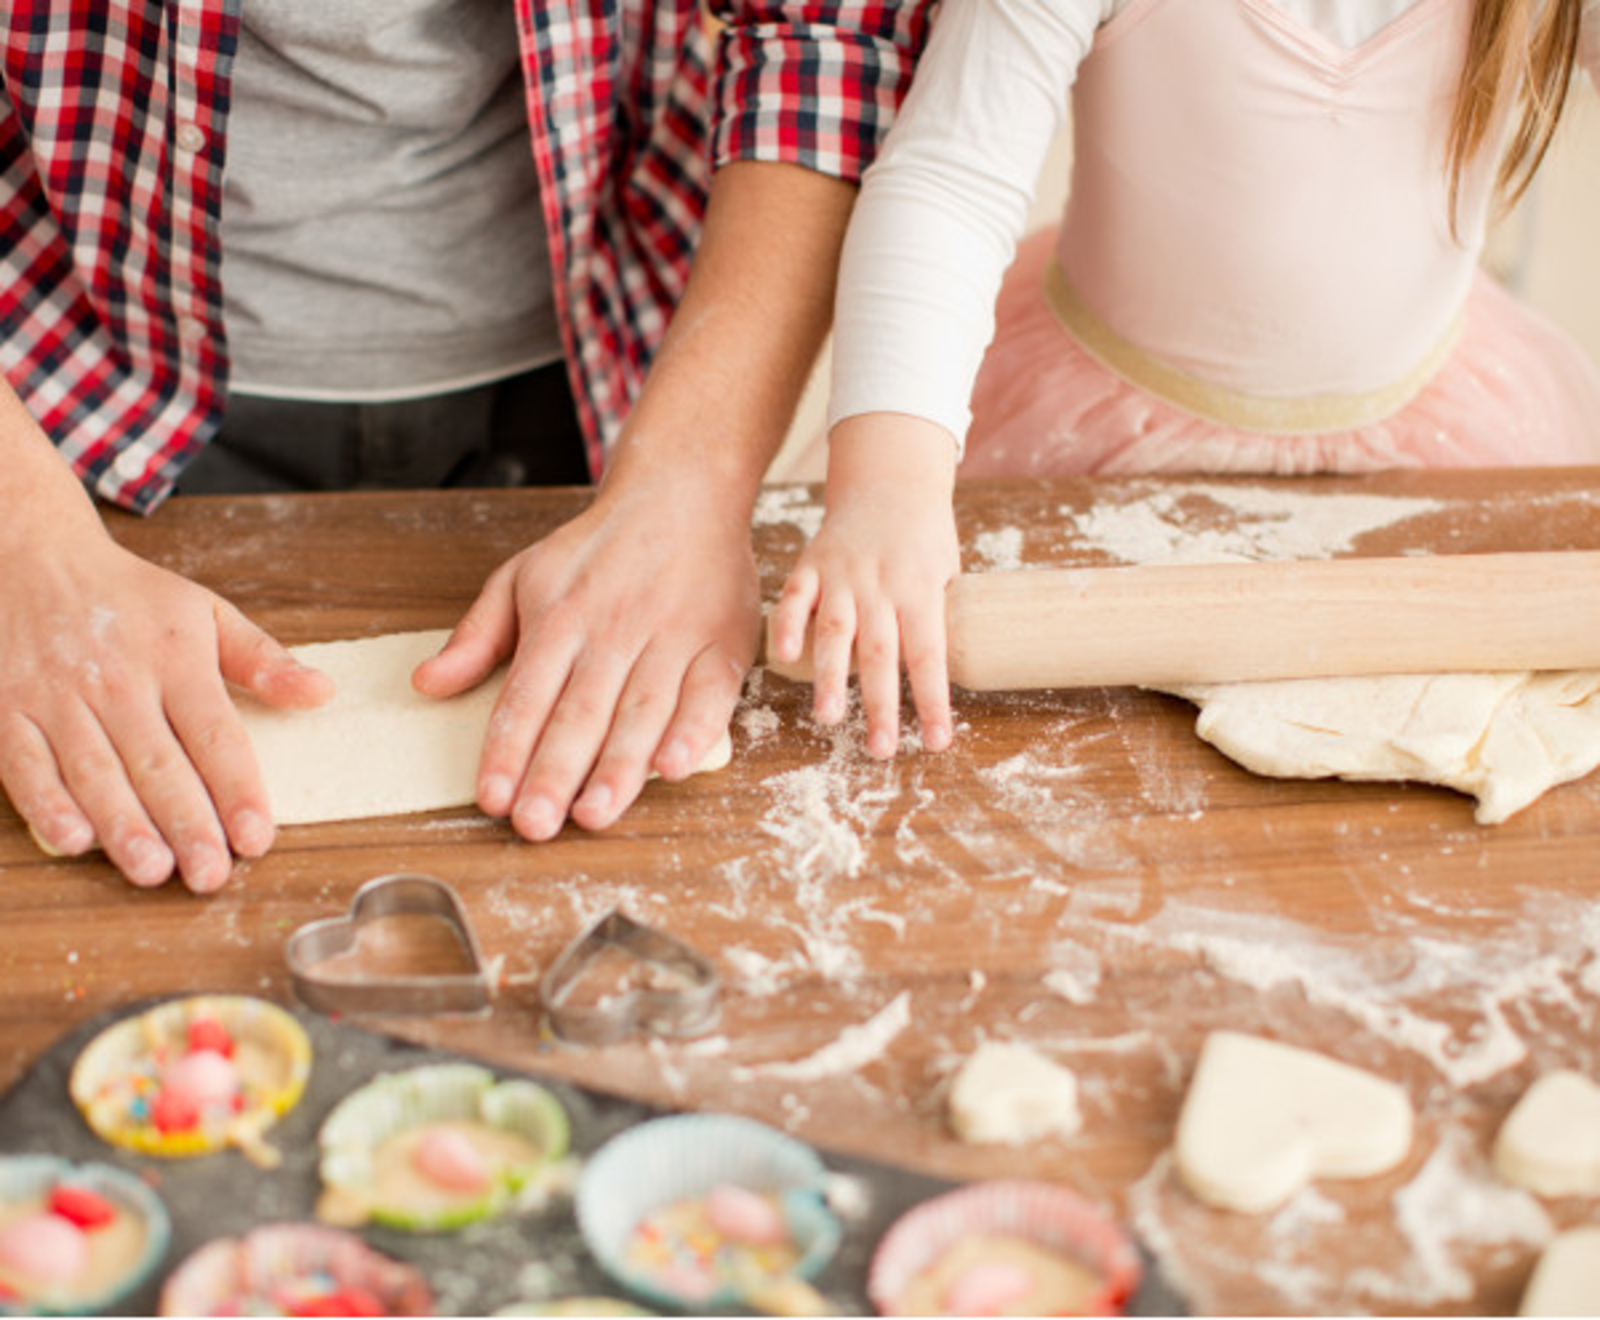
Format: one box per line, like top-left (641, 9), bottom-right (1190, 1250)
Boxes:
top-left (177, 316), bottom-right (207, 344)
top-left (112, 448), bottom-right (148, 480)
top-left (175, 122), bottom-right (207, 154)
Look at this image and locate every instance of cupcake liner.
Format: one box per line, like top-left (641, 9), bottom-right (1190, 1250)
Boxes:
top-left (157, 1222), bottom-right (432, 1316)
top-left (0, 1155), bottom-right (172, 1317)
top-left (67, 996), bottom-right (311, 1165)
top-left (575, 1113), bottom-right (841, 1312)
top-left (492, 1300), bottom-right (653, 1317)
top-left (866, 1180), bottom-right (1142, 1317)
top-left (318, 1063), bottom-right (571, 1232)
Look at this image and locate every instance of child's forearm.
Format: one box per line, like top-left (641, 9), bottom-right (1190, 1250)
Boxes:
top-left (824, 411), bottom-right (959, 510)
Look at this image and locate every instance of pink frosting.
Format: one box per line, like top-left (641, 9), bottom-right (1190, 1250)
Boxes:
top-left (0, 1213), bottom-right (92, 1284)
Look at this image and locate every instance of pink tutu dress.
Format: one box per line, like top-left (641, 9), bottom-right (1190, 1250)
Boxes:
top-left (962, 0), bottom-right (1600, 479)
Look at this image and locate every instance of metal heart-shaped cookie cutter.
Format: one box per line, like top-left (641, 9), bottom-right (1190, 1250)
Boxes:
top-left (286, 873), bottom-right (492, 1018)
top-left (540, 910), bottom-right (720, 1046)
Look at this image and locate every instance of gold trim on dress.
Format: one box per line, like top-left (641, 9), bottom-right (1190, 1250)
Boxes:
top-left (1042, 258), bottom-right (1461, 434)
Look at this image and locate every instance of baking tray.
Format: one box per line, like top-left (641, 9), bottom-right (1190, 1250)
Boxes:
top-left (0, 1000), bottom-right (1187, 1316)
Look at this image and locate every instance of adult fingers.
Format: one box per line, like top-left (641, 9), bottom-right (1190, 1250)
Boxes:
top-left (215, 602), bottom-right (333, 709)
top-left (412, 567), bottom-right (519, 699)
top-left (653, 644), bottom-right (745, 781)
top-left (568, 647), bottom-right (687, 831)
top-left (0, 713), bottom-right (96, 857)
top-left (505, 646), bottom-right (634, 841)
top-left (165, 678), bottom-right (275, 859)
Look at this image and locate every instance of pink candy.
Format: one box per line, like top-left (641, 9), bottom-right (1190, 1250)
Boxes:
top-left (942, 1260), bottom-right (1035, 1317)
top-left (410, 1126), bottom-right (490, 1193)
top-left (703, 1183), bottom-right (788, 1246)
top-left (0, 1213), bottom-right (91, 1284)
top-left (161, 1049), bottom-right (241, 1109)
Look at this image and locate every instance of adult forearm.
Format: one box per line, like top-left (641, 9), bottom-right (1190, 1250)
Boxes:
top-left (596, 158), bottom-right (857, 512)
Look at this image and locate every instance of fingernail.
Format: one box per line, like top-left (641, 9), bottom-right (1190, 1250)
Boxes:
top-left (577, 784), bottom-right (613, 822)
top-left (126, 837), bottom-right (173, 886)
top-left (923, 723), bottom-right (952, 752)
top-left (188, 844), bottom-right (232, 894)
top-left (816, 696), bottom-right (843, 725)
top-left (480, 775), bottom-right (514, 815)
top-left (232, 809), bottom-right (273, 857)
top-left (657, 739), bottom-right (689, 778)
top-left (57, 818), bottom-right (96, 854)
top-left (869, 730), bottom-right (897, 758)
top-left (513, 797), bottom-right (561, 841)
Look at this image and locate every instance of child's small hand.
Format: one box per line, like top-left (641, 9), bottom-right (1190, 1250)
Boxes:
top-left (770, 414), bottom-right (960, 758)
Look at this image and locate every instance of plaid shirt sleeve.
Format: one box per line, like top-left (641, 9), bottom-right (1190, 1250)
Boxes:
top-left (710, 0), bottom-right (933, 181)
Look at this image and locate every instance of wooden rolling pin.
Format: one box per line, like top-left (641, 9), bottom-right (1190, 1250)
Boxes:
top-left (765, 551), bottom-right (1600, 690)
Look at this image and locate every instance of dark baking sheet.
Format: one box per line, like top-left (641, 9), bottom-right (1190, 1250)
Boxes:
top-left (0, 1000), bottom-right (1187, 1316)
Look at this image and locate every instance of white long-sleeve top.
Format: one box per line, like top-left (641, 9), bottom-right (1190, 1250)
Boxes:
top-left (828, 0), bottom-right (1600, 449)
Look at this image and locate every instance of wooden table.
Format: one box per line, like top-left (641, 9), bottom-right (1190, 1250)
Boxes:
top-left (3, 470), bottom-right (1599, 1315)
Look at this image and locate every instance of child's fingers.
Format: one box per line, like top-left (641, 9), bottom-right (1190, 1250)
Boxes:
top-left (769, 566), bottom-right (820, 663)
top-left (809, 588), bottom-right (858, 726)
top-left (855, 602), bottom-right (903, 759)
top-left (900, 603), bottom-right (953, 752)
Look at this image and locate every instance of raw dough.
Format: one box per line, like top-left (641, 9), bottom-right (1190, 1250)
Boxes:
top-left (1493, 1070), bottom-right (1600, 1197)
top-left (235, 630), bottom-right (733, 825)
top-left (1520, 1227), bottom-right (1600, 1317)
top-left (1174, 1030), bottom-right (1414, 1213)
top-left (1163, 670), bottom-right (1600, 825)
top-left (947, 1042), bottom-right (1082, 1145)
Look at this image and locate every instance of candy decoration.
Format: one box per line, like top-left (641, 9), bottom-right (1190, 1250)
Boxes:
top-left (410, 1126), bottom-right (490, 1194)
top-left (187, 1017), bottom-right (236, 1058)
top-left (48, 1184), bottom-right (118, 1230)
top-left (704, 1183), bottom-right (788, 1246)
top-left (288, 1284), bottom-right (387, 1317)
top-left (151, 1086), bottom-right (202, 1134)
top-left (0, 1213), bottom-right (92, 1283)
top-left (162, 1049), bottom-right (241, 1110)
top-left (943, 1260), bottom-right (1035, 1316)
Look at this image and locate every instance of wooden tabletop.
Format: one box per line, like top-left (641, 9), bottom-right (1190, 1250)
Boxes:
top-left (4, 469), bottom-right (1600, 1315)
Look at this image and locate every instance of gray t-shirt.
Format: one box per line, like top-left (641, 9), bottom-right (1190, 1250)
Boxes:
top-left (220, 0), bottom-right (562, 400)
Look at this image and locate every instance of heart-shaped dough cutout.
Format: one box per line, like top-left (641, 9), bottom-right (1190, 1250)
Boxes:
top-left (1520, 1228), bottom-right (1600, 1316)
top-left (1175, 1031), bottom-right (1414, 1213)
top-left (1493, 1070), bottom-right (1600, 1197)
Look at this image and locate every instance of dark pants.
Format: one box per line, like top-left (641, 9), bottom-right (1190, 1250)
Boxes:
top-left (177, 360), bottom-right (591, 495)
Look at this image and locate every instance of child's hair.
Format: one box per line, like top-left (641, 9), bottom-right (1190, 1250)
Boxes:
top-left (1449, 0), bottom-right (1583, 224)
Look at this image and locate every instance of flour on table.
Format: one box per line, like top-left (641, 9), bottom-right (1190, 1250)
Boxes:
top-left (947, 1041), bottom-right (1082, 1145)
top-left (234, 631), bottom-right (731, 826)
top-left (1174, 1031), bottom-right (1414, 1214)
top-left (1066, 483), bottom-right (1600, 824)
top-left (1492, 1070), bottom-right (1600, 1197)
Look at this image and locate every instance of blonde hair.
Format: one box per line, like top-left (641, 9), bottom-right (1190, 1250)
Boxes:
top-left (1448, 0), bottom-right (1583, 224)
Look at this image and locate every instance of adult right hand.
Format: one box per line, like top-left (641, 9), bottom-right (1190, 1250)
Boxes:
top-left (0, 518), bottom-right (332, 892)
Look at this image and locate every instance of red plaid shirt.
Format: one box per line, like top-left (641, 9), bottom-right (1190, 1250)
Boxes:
top-left (1, 0), bottom-right (928, 513)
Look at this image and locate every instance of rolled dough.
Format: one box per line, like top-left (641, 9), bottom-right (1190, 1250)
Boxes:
top-left (1162, 670), bottom-right (1600, 825)
top-left (235, 631), bottom-right (732, 826)
top-left (1174, 1030), bottom-right (1414, 1214)
top-left (1492, 1070), bottom-right (1600, 1198)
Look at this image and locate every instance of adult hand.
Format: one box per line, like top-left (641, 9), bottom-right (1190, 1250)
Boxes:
top-left (413, 471), bottom-right (760, 839)
top-left (0, 519), bottom-right (333, 891)
top-left (769, 413), bottom-right (960, 758)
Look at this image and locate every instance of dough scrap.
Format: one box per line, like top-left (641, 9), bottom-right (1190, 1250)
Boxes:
top-left (1493, 1070), bottom-right (1600, 1198)
top-left (1162, 669), bottom-right (1600, 825)
top-left (947, 1042), bottom-right (1082, 1145)
top-left (1174, 1031), bottom-right (1414, 1214)
top-left (235, 630), bottom-right (732, 826)
top-left (1520, 1227), bottom-right (1600, 1317)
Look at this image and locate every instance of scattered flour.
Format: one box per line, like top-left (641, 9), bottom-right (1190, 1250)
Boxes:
top-left (1063, 482), bottom-right (1443, 566)
top-left (735, 992), bottom-right (913, 1083)
top-left (970, 526), bottom-right (1026, 570)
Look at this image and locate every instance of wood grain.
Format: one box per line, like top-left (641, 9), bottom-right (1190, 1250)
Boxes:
top-left (3, 470), bottom-right (1599, 1315)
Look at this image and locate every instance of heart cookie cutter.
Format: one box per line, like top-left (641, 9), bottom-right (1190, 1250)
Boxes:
top-left (286, 873), bottom-right (492, 1018)
top-left (540, 910), bottom-right (720, 1046)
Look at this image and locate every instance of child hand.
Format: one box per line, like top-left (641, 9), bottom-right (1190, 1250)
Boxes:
top-left (769, 414), bottom-right (960, 758)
